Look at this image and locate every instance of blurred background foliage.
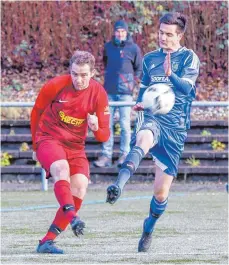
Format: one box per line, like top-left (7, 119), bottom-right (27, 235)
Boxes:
top-left (1, 1), bottom-right (228, 115)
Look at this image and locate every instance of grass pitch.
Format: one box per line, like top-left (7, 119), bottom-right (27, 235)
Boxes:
top-left (1, 184), bottom-right (228, 265)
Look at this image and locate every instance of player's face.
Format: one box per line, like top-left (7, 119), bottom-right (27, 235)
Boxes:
top-left (70, 63), bottom-right (95, 90)
top-left (115, 28), bottom-right (127, 41)
top-left (159, 23), bottom-right (183, 52)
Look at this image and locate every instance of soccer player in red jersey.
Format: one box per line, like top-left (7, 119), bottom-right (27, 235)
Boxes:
top-left (31, 51), bottom-right (110, 254)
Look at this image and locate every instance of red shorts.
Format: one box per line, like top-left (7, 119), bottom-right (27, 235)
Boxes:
top-left (36, 139), bottom-right (90, 179)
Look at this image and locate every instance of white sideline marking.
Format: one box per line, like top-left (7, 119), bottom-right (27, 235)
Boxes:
top-left (0, 193), bottom-right (223, 212)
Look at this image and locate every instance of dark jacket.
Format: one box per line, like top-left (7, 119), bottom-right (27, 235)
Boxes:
top-left (103, 35), bottom-right (142, 95)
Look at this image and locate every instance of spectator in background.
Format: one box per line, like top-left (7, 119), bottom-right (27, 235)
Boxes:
top-left (93, 20), bottom-right (142, 168)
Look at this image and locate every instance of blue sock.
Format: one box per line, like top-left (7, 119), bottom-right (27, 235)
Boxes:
top-left (115, 146), bottom-right (145, 190)
top-left (144, 196), bottom-right (168, 233)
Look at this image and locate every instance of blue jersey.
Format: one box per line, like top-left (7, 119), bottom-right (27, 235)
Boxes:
top-left (137, 47), bottom-right (200, 130)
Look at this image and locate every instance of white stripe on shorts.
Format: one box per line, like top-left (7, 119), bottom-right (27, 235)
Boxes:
top-left (153, 157), bottom-right (168, 171)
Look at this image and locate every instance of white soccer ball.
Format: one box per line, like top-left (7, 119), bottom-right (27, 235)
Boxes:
top-left (142, 83), bottom-right (175, 114)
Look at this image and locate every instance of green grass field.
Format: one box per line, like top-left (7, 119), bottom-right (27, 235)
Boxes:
top-left (1, 184), bottom-right (228, 265)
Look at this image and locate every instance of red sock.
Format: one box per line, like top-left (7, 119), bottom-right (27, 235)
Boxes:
top-left (40, 207), bottom-right (69, 244)
top-left (54, 180), bottom-right (76, 222)
top-left (40, 186), bottom-right (84, 244)
top-left (73, 196), bottom-right (83, 214)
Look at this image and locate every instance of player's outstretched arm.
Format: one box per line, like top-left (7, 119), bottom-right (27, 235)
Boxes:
top-left (134, 57), bottom-right (150, 106)
top-left (30, 80), bottom-right (56, 151)
top-left (30, 77), bottom-right (68, 151)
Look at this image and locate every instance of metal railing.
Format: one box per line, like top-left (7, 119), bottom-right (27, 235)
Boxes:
top-left (1, 101), bottom-right (229, 107)
top-left (1, 100), bottom-right (228, 191)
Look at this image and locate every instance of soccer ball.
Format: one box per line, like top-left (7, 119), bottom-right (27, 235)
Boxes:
top-left (142, 83), bottom-right (175, 114)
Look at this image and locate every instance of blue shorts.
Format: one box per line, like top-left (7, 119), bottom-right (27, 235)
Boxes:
top-left (131, 115), bottom-right (187, 177)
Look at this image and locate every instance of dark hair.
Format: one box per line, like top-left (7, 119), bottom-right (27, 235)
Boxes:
top-left (69, 51), bottom-right (95, 70)
top-left (159, 12), bottom-right (187, 33)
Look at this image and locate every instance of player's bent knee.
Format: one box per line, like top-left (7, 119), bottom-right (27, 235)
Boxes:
top-left (71, 188), bottom-right (87, 199)
top-left (136, 130), bottom-right (154, 150)
top-left (50, 160), bottom-right (70, 181)
top-left (70, 174), bottom-right (89, 199)
top-left (154, 186), bottom-right (169, 202)
top-left (154, 191), bottom-right (168, 202)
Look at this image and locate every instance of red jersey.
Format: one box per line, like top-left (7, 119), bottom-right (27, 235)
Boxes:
top-left (31, 75), bottom-right (110, 151)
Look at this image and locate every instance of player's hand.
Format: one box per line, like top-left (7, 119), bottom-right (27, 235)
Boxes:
top-left (133, 102), bottom-right (144, 111)
top-left (164, 52), bottom-right (172, 76)
top-left (87, 113), bottom-right (99, 131)
top-left (32, 151), bottom-right (37, 161)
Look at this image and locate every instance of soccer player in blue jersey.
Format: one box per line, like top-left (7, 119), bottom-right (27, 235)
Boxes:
top-left (106, 12), bottom-right (200, 252)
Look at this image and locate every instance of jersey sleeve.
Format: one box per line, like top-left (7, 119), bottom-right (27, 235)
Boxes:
top-left (169, 51), bottom-right (200, 95)
top-left (93, 87), bottom-right (110, 142)
top-left (30, 79), bottom-right (61, 150)
top-left (136, 58), bottom-right (151, 103)
top-left (181, 51), bottom-right (200, 85)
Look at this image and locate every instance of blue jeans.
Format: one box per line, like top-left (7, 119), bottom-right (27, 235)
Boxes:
top-left (102, 94), bottom-right (133, 159)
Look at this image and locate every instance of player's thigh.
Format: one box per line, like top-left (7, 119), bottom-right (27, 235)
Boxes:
top-left (136, 129), bottom-right (155, 153)
top-left (36, 140), bottom-right (69, 182)
top-left (154, 165), bottom-right (174, 201)
top-left (70, 174), bottom-right (89, 199)
top-left (68, 155), bottom-right (89, 199)
top-left (50, 160), bottom-right (70, 183)
top-left (135, 119), bottom-right (161, 152)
